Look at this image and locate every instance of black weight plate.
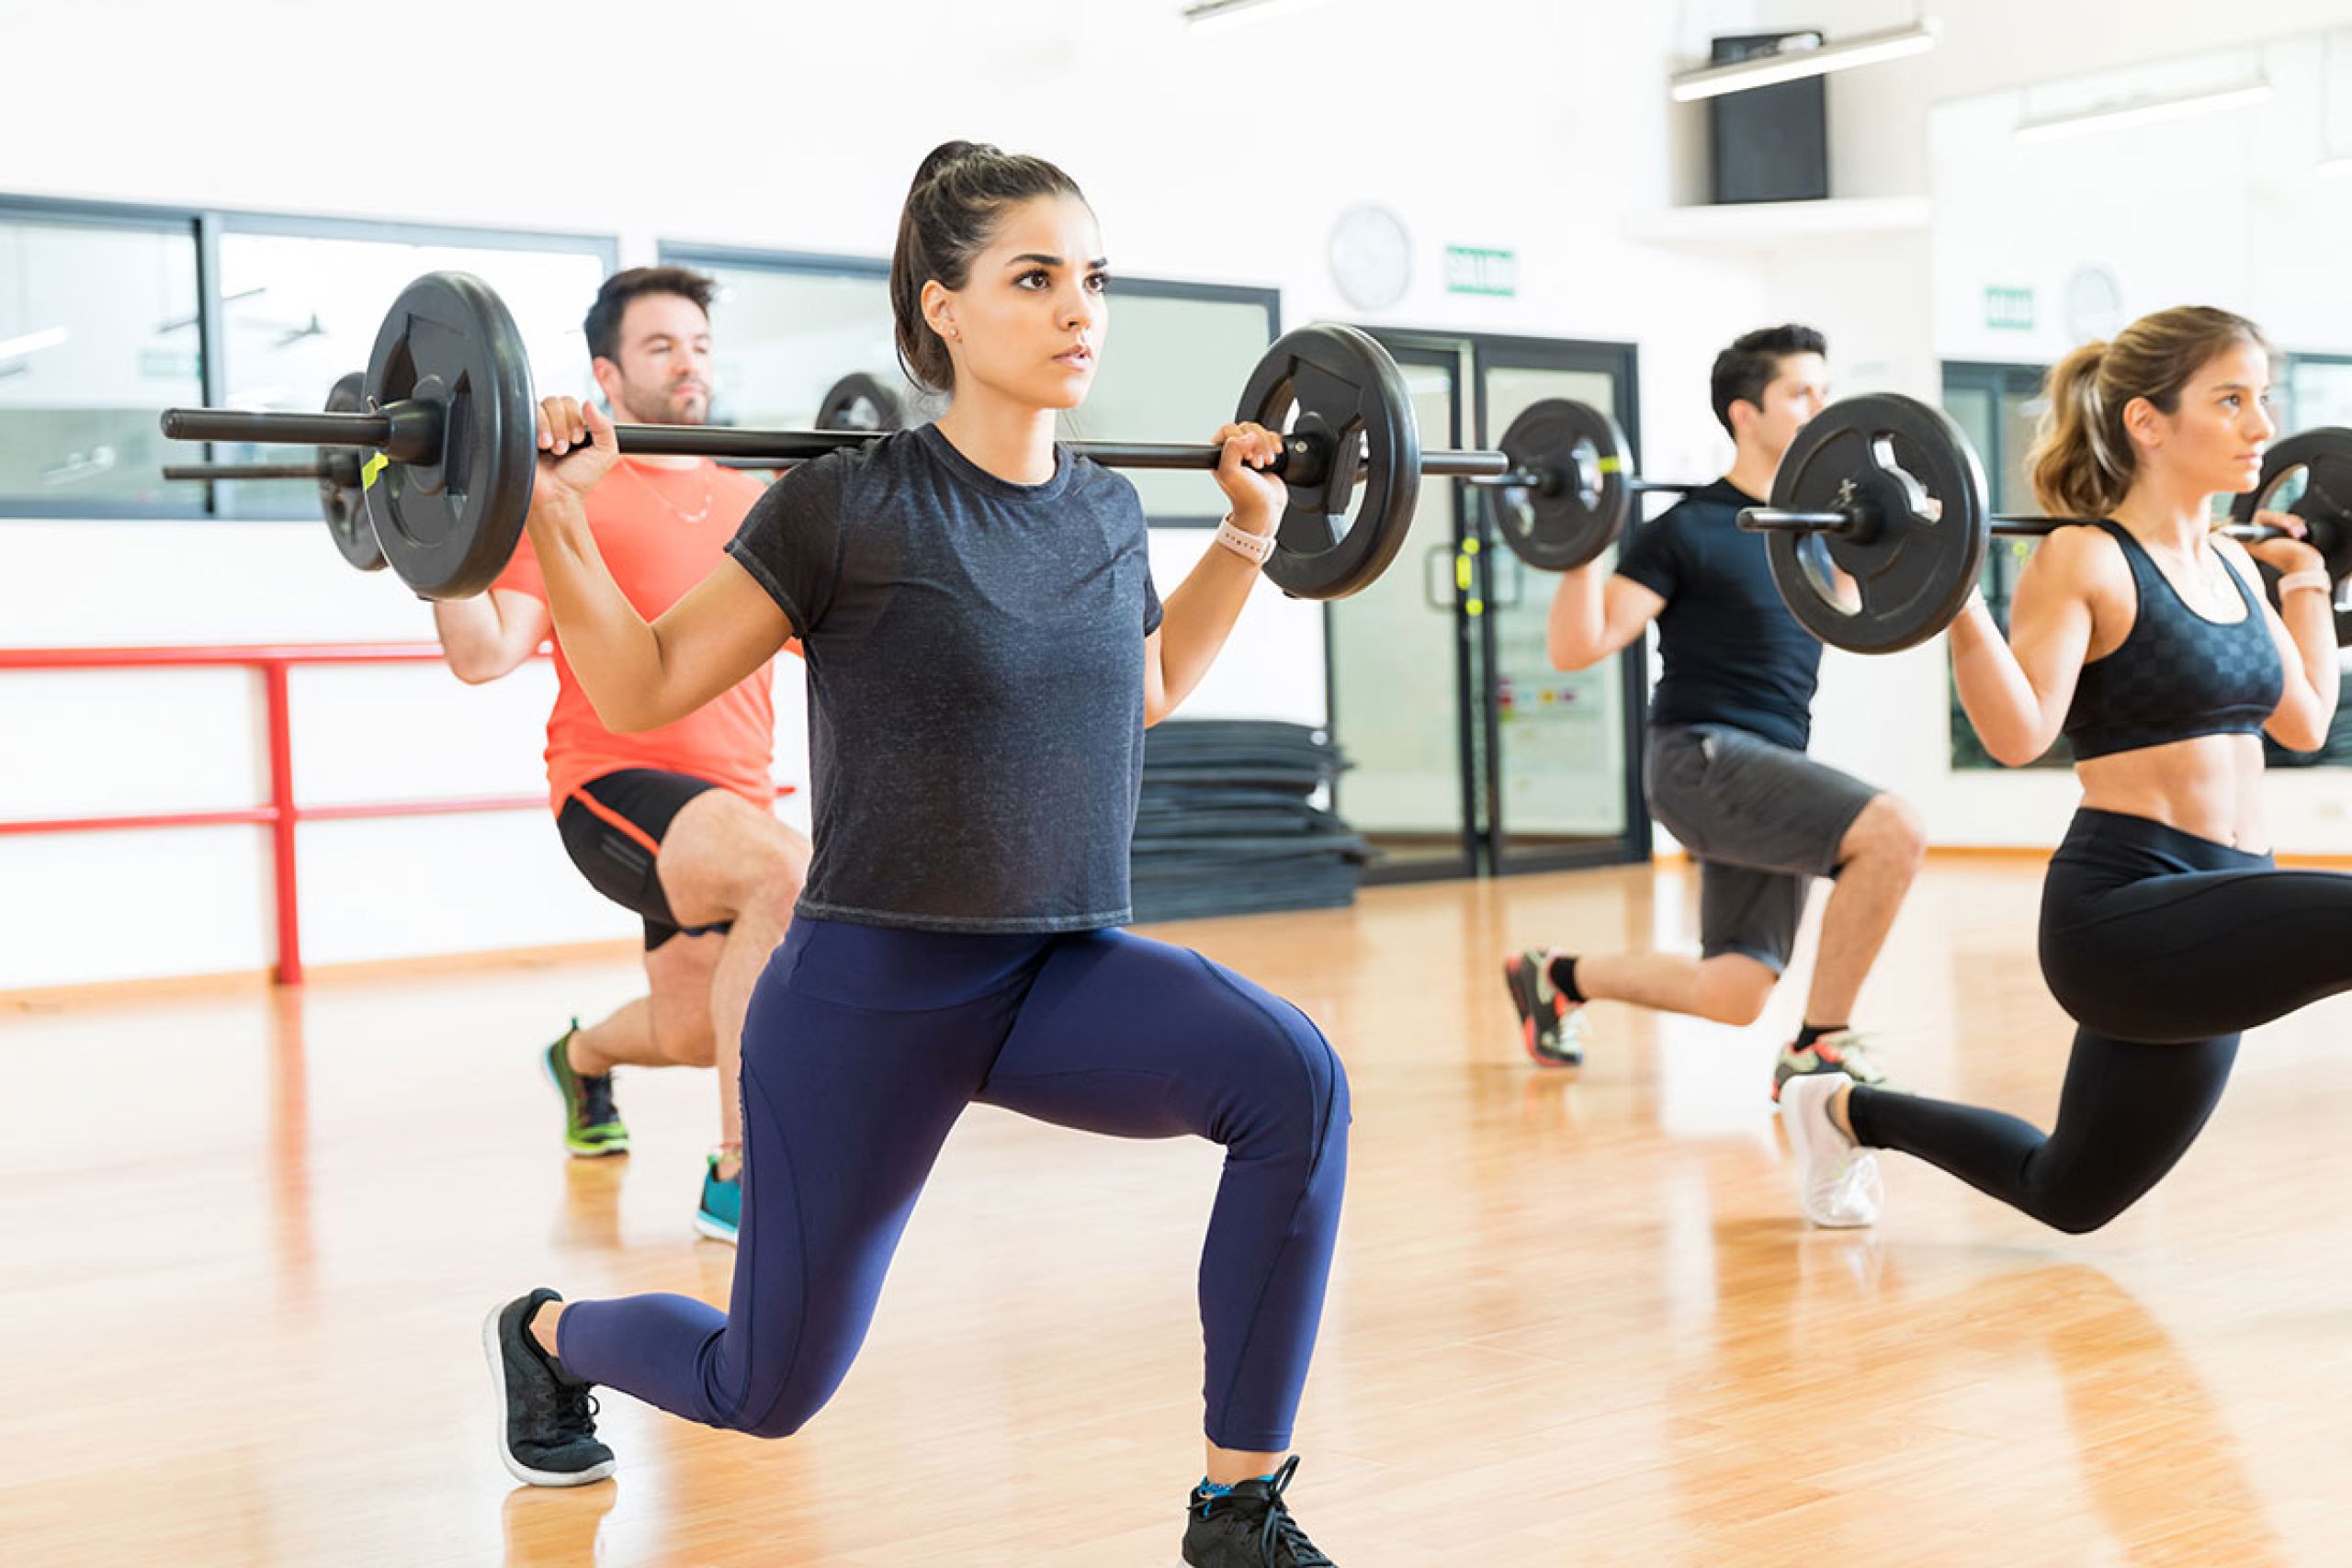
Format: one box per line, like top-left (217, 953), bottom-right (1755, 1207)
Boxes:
top-left (2229, 427), bottom-right (2352, 534)
top-left (360, 272), bottom-right (537, 599)
top-left (2231, 427), bottom-right (2352, 582)
top-left (319, 371), bottom-right (383, 571)
top-left (1492, 398), bottom-right (1632, 570)
top-left (816, 371), bottom-right (904, 434)
top-left (1238, 323), bottom-right (1420, 601)
top-left (1764, 393), bottom-right (1988, 654)
top-left (2230, 426), bottom-right (2352, 646)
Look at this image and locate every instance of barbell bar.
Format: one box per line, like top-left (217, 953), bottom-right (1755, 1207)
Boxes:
top-left (157, 271), bottom-right (1573, 602)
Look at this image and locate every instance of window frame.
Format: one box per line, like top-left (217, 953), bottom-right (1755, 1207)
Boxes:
top-left (0, 197), bottom-right (209, 520)
top-left (2280, 350), bottom-right (2352, 437)
top-left (0, 194), bottom-right (618, 522)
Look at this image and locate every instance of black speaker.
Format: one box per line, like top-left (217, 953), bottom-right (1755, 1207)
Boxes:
top-left (1706, 31), bottom-right (1829, 205)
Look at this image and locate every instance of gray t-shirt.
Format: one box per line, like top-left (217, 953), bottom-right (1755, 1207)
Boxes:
top-left (726, 423), bottom-right (1164, 932)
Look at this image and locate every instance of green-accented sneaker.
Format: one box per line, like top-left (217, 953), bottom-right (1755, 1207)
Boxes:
top-left (542, 1023), bottom-right (629, 1157)
top-left (1502, 948), bottom-right (1589, 1068)
top-left (694, 1154), bottom-right (741, 1245)
top-left (1771, 1029), bottom-right (1889, 1102)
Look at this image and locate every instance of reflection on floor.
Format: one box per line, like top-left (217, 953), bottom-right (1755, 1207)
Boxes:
top-left (5, 859), bottom-right (2344, 1564)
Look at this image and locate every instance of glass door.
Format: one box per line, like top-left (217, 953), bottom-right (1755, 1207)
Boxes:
top-left (1475, 339), bottom-right (1648, 874)
top-left (1325, 345), bottom-right (1481, 882)
top-left (1329, 331), bottom-right (1648, 884)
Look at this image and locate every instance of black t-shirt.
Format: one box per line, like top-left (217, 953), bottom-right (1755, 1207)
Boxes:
top-left (1613, 478), bottom-right (1821, 751)
top-left (726, 424), bottom-right (1163, 932)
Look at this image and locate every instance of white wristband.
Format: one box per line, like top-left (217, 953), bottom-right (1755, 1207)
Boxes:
top-left (2275, 568), bottom-right (2334, 600)
top-left (1216, 515), bottom-right (1277, 566)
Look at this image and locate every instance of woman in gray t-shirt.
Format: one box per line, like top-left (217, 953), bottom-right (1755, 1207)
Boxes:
top-left (481, 141), bottom-right (1349, 1566)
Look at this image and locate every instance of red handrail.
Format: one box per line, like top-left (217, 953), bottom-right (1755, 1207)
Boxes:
top-left (0, 641), bottom-right (465, 670)
top-left (0, 641), bottom-right (793, 986)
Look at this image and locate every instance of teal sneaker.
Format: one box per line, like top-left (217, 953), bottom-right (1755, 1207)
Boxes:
top-left (542, 1023), bottom-right (629, 1157)
top-left (695, 1154), bottom-right (741, 1245)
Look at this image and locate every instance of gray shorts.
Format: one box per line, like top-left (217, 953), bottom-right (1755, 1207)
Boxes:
top-left (1644, 723), bottom-right (1881, 974)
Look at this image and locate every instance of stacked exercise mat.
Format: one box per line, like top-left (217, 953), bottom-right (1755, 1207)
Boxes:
top-left (1130, 720), bottom-right (1369, 922)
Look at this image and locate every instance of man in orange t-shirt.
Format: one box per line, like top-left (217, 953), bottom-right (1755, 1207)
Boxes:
top-left (432, 266), bottom-right (808, 1244)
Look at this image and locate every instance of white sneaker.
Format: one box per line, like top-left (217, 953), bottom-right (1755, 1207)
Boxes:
top-left (1781, 1075), bottom-right (1883, 1229)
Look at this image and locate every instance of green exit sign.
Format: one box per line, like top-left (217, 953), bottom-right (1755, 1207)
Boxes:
top-left (1984, 286), bottom-right (2036, 331)
top-left (1444, 245), bottom-right (1518, 298)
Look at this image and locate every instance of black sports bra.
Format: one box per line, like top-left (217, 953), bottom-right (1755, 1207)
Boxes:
top-left (2060, 521), bottom-right (2283, 761)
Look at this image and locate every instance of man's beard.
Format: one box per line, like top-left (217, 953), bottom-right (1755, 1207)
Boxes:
top-left (618, 376), bottom-right (709, 426)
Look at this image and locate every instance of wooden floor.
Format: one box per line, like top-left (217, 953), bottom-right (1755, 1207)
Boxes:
top-left (9, 858), bottom-right (2352, 1565)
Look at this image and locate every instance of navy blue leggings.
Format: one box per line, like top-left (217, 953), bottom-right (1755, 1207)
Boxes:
top-left (1851, 808), bottom-right (2352, 1233)
top-left (558, 917), bottom-right (1350, 1451)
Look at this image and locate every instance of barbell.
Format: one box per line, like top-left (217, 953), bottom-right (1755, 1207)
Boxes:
top-left (154, 272), bottom-right (2351, 655)
top-left (1476, 387), bottom-right (2352, 653)
top-left (163, 367), bottom-right (915, 579)
top-left (155, 371), bottom-right (389, 573)
top-left (158, 272), bottom-right (1615, 602)
top-left (1735, 394), bottom-right (2352, 652)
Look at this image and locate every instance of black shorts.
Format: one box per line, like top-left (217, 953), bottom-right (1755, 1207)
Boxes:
top-left (557, 769), bottom-right (735, 951)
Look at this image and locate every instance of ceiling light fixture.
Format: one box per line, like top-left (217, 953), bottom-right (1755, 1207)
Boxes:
top-left (2014, 78), bottom-right (2273, 143)
top-left (1669, 19), bottom-right (1939, 103)
top-left (1182, 0), bottom-right (1340, 36)
top-left (0, 325), bottom-right (69, 363)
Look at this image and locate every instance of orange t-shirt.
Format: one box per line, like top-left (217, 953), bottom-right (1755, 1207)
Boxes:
top-left (493, 457), bottom-right (780, 814)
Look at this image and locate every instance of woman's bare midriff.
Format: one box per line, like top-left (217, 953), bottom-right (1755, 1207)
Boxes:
top-left (2075, 732), bottom-right (2270, 852)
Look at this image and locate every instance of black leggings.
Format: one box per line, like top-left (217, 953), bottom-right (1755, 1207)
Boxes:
top-left (1849, 808), bottom-right (2352, 1234)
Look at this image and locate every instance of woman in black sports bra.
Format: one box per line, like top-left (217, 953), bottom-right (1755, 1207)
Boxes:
top-left (1780, 306), bottom-right (2346, 1232)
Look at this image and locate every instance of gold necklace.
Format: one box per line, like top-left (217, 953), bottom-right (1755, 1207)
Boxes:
top-left (2146, 539), bottom-right (2235, 614)
top-left (622, 457), bottom-right (714, 525)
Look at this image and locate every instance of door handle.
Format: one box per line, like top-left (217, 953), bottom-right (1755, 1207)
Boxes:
top-left (1490, 549), bottom-right (1526, 610)
top-left (1428, 540), bottom-right (1492, 615)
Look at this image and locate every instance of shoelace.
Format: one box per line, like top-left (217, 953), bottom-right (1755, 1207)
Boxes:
top-left (531, 1378), bottom-right (601, 1441)
top-left (1238, 1457), bottom-right (1333, 1567)
top-left (1827, 1149), bottom-right (1883, 1217)
top-left (562, 1386), bottom-right (601, 1437)
top-left (518, 1327), bottom-right (602, 1439)
top-left (578, 1073), bottom-right (618, 1127)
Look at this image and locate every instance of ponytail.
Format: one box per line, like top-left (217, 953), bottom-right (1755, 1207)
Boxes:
top-left (2028, 306), bottom-right (2267, 517)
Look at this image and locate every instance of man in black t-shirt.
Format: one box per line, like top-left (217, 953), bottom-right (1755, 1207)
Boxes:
top-left (1502, 325), bottom-right (1927, 1100)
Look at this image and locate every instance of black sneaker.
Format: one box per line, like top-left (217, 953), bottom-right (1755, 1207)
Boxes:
top-left (1182, 1456), bottom-right (1334, 1566)
top-left (481, 1288), bottom-right (615, 1487)
top-left (1502, 948), bottom-right (1587, 1068)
